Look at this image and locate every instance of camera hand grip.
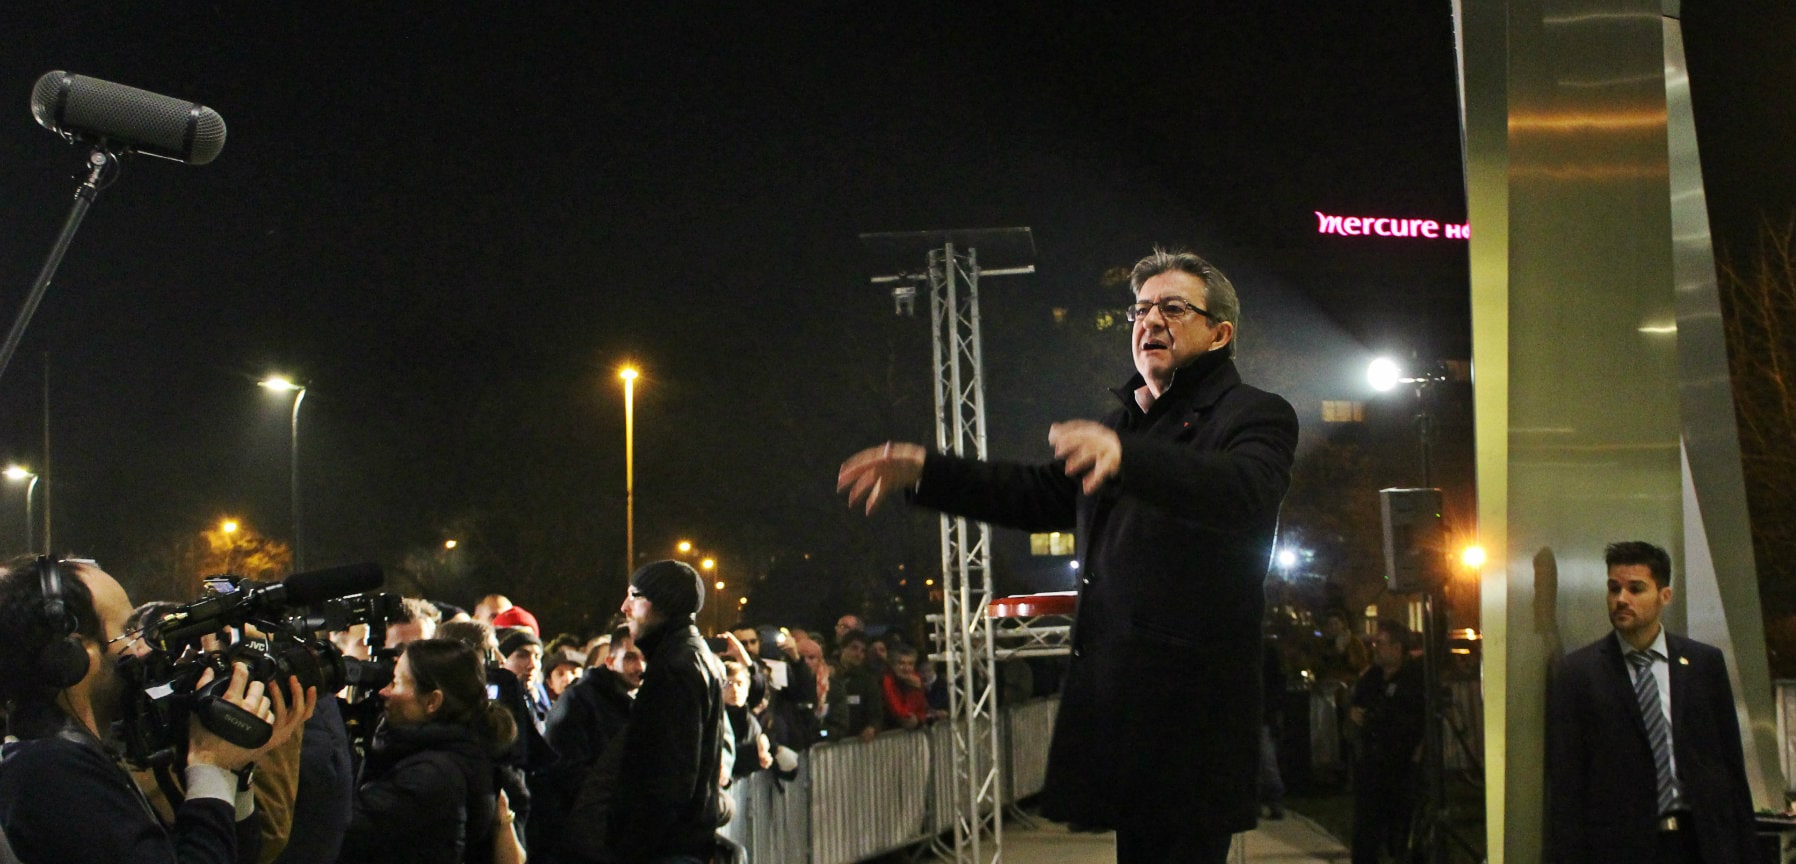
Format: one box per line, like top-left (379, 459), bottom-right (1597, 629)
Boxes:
top-left (195, 693), bottom-right (274, 749)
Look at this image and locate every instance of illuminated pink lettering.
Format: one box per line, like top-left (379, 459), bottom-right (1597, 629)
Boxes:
top-left (1313, 212), bottom-right (1466, 240)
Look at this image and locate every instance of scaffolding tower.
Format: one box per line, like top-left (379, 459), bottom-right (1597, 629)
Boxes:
top-left (861, 227), bottom-right (1034, 864)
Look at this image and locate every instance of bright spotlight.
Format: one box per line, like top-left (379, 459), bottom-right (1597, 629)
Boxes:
top-left (1367, 357), bottom-right (1402, 392)
top-left (1276, 548), bottom-right (1299, 569)
top-left (1461, 545), bottom-right (1488, 569)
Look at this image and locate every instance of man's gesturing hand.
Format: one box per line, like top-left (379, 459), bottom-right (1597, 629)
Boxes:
top-left (837, 441), bottom-right (926, 515)
top-left (1049, 420), bottom-right (1122, 495)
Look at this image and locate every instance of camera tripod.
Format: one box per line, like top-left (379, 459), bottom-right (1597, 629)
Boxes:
top-left (1404, 588), bottom-right (1485, 864)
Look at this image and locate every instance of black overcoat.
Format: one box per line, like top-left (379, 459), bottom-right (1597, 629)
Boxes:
top-left (914, 351), bottom-right (1297, 833)
top-left (1545, 630), bottom-right (1759, 864)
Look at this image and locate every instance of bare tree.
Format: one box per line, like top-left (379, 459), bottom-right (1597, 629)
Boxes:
top-left (1719, 216), bottom-right (1796, 673)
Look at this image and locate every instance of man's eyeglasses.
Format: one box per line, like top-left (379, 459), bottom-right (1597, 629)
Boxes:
top-left (1125, 299), bottom-right (1213, 323)
top-left (106, 628), bottom-right (144, 654)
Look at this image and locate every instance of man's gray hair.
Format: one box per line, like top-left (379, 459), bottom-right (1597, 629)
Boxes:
top-left (1128, 248), bottom-right (1240, 358)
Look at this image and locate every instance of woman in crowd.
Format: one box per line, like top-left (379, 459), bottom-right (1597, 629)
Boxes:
top-left (337, 638), bottom-right (518, 864)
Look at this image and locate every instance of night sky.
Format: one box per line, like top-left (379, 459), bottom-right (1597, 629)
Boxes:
top-left (0, 3), bottom-right (1784, 630)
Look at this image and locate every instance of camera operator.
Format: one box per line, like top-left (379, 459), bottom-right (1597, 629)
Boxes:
top-left (337, 638), bottom-right (517, 864)
top-left (0, 556), bottom-right (313, 864)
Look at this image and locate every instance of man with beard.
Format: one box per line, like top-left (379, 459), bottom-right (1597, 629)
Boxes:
top-left (839, 248), bottom-right (1298, 863)
top-left (1546, 541), bottom-right (1758, 864)
top-left (0, 556), bottom-right (313, 863)
top-left (568, 562), bottom-right (726, 864)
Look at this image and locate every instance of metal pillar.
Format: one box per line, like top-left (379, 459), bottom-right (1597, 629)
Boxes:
top-left (862, 227), bottom-right (1033, 864)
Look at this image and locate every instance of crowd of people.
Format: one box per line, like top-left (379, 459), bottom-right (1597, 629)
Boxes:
top-left (0, 553), bottom-right (969, 864)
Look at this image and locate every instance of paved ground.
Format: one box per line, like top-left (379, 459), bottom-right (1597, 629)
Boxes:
top-left (967, 811), bottom-right (1350, 863)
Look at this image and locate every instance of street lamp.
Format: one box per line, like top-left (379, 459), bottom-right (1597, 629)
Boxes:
top-left (220, 518), bottom-right (241, 573)
top-left (259, 375), bottom-right (308, 570)
top-left (620, 366), bottom-right (639, 574)
top-left (1365, 357), bottom-right (1451, 486)
top-left (4, 466), bottom-right (39, 554)
top-left (701, 557), bottom-right (719, 630)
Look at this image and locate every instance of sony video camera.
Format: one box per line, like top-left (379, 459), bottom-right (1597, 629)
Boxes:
top-left (115, 562), bottom-right (388, 769)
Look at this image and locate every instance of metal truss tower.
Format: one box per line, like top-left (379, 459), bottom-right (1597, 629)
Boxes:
top-left (861, 228), bottom-right (1034, 864)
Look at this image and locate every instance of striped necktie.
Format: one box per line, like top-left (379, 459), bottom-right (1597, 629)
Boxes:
top-left (1627, 649), bottom-right (1679, 814)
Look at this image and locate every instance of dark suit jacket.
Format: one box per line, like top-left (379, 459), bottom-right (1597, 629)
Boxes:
top-left (1546, 630), bottom-right (1758, 864)
top-left (914, 351), bottom-right (1297, 833)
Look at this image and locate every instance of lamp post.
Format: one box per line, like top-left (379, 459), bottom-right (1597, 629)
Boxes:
top-left (259, 376), bottom-right (308, 570)
top-left (701, 557), bottom-right (719, 632)
top-left (4, 466), bottom-right (38, 554)
top-left (620, 366), bottom-right (639, 575)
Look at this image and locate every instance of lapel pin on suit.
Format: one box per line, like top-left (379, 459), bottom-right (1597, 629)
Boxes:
top-left (1679, 657), bottom-right (1689, 665)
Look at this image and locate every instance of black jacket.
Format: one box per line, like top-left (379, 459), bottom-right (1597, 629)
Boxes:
top-left (914, 352), bottom-right (1297, 833)
top-left (821, 663), bottom-right (885, 741)
top-left (607, 622), bottom-right (726, 863)
top-left (337, 721), bottom-right (497, 864)
top-left (0, 707), bottom-right (248, 864)
top-left (1350, 659), bottom-right (1425, 771)
top-left (531, 666), bottom-right (634, 862)
top-left (1546, 631), bottom-right (1759, 864)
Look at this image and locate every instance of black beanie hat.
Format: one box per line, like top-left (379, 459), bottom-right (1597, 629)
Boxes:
top-left (631, 560), bottom-right (704, 621)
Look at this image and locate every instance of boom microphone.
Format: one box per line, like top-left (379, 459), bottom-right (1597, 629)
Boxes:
top-left (30, 71), bottom-right (226, 165)
top-left (271, 563), bottom-right (386, 607)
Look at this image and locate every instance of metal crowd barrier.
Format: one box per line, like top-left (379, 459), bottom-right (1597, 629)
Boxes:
top-left (718, 762), bottom-right (811, 864)
top-left (720, 696), bottom-right (1060, 864)
top-left (1004, 697), bottom-right (1057, 801)
top-left (808, 728), bottom-right (934, 863)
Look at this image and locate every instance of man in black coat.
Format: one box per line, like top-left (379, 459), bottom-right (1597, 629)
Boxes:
top-left (603, 560), bottom-right (727, 864)
top-left (530, 627), bottom-right (636, 863)
top-left (839, 248), bottom-right (1298, 863)
top-left (1347, 620), bottom-right (1424, 864)
top-left (1546, 541), bottom-right (1759, 864)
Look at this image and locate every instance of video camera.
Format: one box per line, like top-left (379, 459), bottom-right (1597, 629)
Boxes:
top-left (115, 562), bottom-right (389, 769)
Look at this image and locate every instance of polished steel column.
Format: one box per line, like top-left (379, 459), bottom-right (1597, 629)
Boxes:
top-left (1665, 15), bottom-right (1783, 808)
top-left (1460, 1), bottom-right (1782, 860)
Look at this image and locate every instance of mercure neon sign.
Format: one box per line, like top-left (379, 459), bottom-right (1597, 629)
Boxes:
top-left (1315, 211), bottom-right (1469, 240)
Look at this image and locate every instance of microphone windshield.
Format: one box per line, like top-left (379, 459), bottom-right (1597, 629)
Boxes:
top-left (30, 71), bottom-right (226, 165)
top-left (279, 563), bottom-right (385, 606)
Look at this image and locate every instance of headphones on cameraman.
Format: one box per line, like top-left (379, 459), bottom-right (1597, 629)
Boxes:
top-left (36, 556), bottom-right (92, 689)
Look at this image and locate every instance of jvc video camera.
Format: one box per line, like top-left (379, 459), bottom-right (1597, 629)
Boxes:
top-left (114, 563), bottom-right (386, 769)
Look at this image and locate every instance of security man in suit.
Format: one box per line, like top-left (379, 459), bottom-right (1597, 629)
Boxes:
top-left (1545, 541), bottom-right (1759, 864)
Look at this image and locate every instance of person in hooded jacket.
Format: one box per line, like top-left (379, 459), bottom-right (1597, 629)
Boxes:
top-left (336, 638), bottom-right (517, 864)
